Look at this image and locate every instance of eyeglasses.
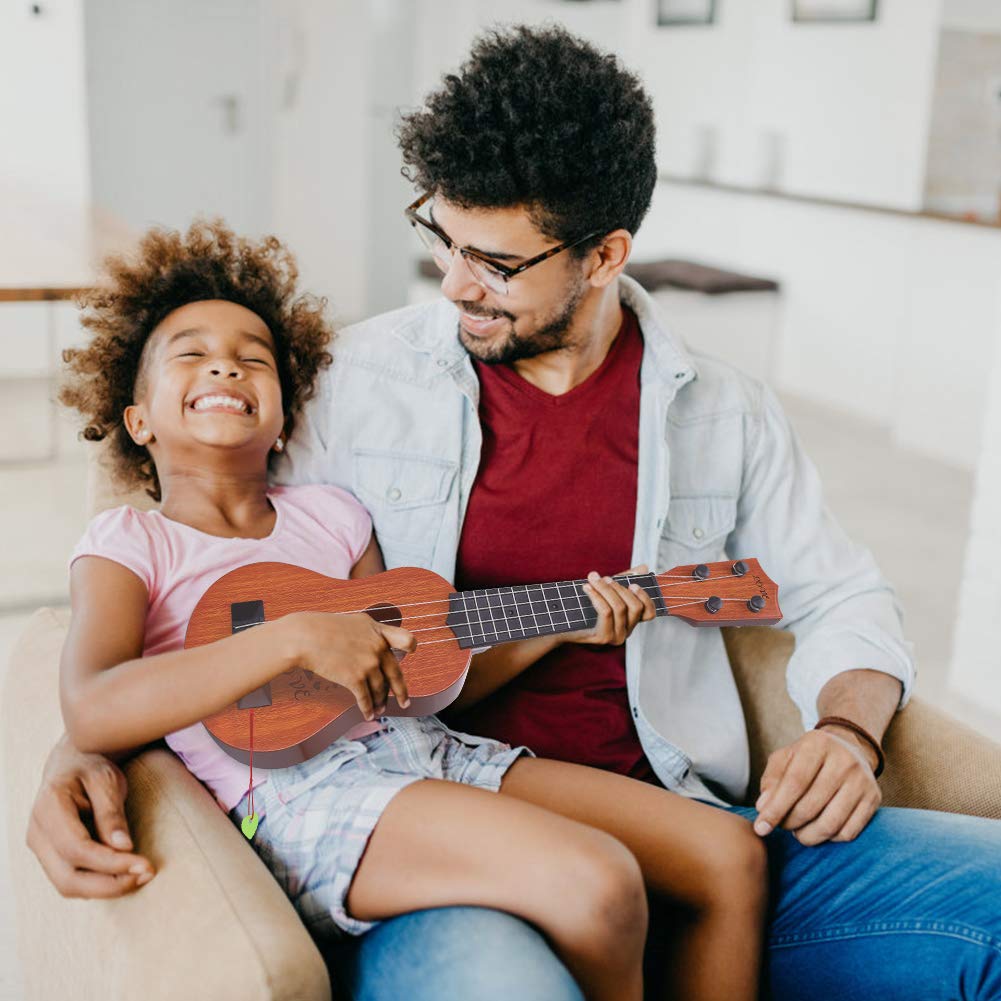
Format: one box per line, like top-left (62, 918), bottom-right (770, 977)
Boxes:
top-left (405, 192), bottom-right (601, 296)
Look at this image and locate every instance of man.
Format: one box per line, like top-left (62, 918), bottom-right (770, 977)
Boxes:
top-left (27, 24), bottom-right (1001, 1001)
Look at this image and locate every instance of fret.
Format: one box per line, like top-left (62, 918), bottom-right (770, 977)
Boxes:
top-left (486, 587), bottom-right (515, 644)
top-left (507, 584), bottom-right (531, 638)
top-left (447, 573), bottom-right (667, 650)
top-left (556, 580), bottom-right (581, 631)
top-left (514, 584), bottom-right (541, 636)
top-left (542, 581), bottom-right (570, 631)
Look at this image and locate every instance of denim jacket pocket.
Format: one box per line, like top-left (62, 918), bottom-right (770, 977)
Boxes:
top-left (352, 448), bottom-right (458, 565)
top-left (660, 496), bottom-right (738, 559)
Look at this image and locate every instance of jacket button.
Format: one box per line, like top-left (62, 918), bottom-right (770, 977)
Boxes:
top-left (436, 358), bottom-right (449, 368)
top-left (387, 487), bottom-right (402, 502)
top-left (692, 527), bottom-right (704, 540)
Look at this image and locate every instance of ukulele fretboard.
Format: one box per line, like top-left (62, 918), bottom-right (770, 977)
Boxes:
top-left (445, 572), bottom-right (665, 649)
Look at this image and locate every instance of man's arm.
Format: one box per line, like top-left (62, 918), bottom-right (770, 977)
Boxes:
top-left (728, 382), bottom-right (915, 844)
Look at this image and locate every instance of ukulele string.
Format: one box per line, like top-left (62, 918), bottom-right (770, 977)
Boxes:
top-left (400, 595), bottom-right (751, 645)
top-left (313, 572), bottom-right (747, 621)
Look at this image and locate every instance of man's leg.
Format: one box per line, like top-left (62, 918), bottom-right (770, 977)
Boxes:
top-left (724, 804), bottom-right (1001, 1000)
top-left (326, 906), bottom-right (585, 1001)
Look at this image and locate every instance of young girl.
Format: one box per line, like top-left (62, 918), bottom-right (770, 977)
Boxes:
top-left (60, 219), bottom-right (767, 1001)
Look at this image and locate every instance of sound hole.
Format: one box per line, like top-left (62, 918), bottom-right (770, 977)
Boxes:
top-left (364, 603), bottom-right (408, 662)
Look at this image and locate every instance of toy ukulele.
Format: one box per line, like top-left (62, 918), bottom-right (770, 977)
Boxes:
top-left (185, 559), bottom-right (781, 770)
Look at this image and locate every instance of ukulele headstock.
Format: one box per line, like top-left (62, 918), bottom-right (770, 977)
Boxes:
top-left (653, 558), bottom-right (781, 627)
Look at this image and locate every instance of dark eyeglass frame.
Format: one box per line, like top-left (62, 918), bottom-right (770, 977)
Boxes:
top-left (405, 191), bottom-right (602, 287)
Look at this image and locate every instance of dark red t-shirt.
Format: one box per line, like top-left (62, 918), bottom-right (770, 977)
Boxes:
top-left (451, 306), bottom-right (655, 781)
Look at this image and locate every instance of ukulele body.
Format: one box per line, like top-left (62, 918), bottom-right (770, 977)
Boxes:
top-left (185, 562), bottom-right (471, 769)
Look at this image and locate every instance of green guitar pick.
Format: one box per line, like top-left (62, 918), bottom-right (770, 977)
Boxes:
top-left (241, 812), bottom-right (259, 840)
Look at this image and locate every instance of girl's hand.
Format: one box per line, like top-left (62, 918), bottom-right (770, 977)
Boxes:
top-left (565, 565), bottom-right (658, 646)
top-left (285, 611), bottom-right (417, 720)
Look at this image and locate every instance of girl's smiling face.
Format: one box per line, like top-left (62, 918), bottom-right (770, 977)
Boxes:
top-left (124, 299), bottom-right (286, 469)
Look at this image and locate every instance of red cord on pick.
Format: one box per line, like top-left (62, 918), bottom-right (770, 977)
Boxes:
top-left (248, 709), bottom-right (255, 818)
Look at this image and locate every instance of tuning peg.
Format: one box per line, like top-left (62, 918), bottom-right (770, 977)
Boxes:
top-left (732, 561), bottom-right (748, 576)
top-left (693, 564), bottom-right (709, 581)
top-left (704, 596), bottom-right (723, 614)
top-left (747, 595), bottom-right (766, 613)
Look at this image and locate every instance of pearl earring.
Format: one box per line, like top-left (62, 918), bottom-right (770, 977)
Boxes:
top-left (137, 430), bottom-right (151, 444)
top-left (274, 438), bottom-right (284, 453)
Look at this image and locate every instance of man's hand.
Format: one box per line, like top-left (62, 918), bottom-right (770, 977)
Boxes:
top-left (752, 725), bottom-right (882, 846)
top-left (26, 735), bottom-right (154, 898)
top-left (566, 565), bottom-right (658, 646)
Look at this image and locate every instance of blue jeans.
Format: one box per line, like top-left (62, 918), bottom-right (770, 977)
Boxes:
top-left (326, 805), bottom-right (1001, 1000)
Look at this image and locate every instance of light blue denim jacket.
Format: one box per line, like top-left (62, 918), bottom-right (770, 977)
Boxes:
top-left (275, 276), bottom-right (915, 806)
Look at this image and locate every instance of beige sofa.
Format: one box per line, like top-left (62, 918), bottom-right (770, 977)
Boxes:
top-left (5, 461), bottom-right (1001, 1001)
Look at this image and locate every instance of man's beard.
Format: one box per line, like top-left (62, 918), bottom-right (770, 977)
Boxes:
top-left (456, 279), bottom-right (588, 366)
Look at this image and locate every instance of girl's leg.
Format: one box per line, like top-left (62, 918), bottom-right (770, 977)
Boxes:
top-left (344, 778), bottom-right (647, 1001)
top-left (499, 758), bottom-right (768, 1001)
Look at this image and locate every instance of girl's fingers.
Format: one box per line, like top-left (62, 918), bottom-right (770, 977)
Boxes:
top-left (379, 647), bottom-right (411, 709)
top-left (582, 581), bottom-right (612, 639)
top-left (630, 582), bottom-right (658, 621)
top-left (589, 573), bottom-right (627, 641)
top-left (350, 676), bottom-right (376, 721)
top-left (379, 624), bottom-right (417, 653)
top-left (366, 661), bottom-right (390, 715)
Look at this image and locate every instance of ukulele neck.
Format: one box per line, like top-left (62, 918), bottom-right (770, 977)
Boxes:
top-left (445, 572), bottom-right (664, 650)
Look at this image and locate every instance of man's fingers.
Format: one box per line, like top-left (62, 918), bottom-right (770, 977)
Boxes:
top-left (79, 762), bottom-right (133, 851)
top-left (32, 834), bottom-right (148, 899)
top-left (831, 795), bottom-right (880, 843)
top-left (754, 745), bottom-right (825, 836)
top-left (757, 744), bottom-right (793, 800)
top-left (32, 786), bottom-right (151, 876)
top-left (792, 783), bottom-right (863, 846)
top-left (779, 757), bottom-right (846, 831)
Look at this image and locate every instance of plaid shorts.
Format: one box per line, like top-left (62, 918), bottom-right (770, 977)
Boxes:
top-left (229, 714), bottom-right (532, 938)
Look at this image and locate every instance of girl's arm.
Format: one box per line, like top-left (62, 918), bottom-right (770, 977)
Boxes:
top-left (60, 556), bottom-right (301, 755)
top-left (446, 569), bottom-right (658, 716)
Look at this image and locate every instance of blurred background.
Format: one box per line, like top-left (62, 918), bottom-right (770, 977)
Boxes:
top-left (2, 1), bottom-right (1000, 994)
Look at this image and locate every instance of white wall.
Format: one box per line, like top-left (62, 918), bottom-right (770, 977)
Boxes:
top-left (634, 0), bottom-right (943, 211)
top-left (637, 181), bottom-right (1001, 471)
top-left (261, 1), bottom-right (372, 323)
top-left (950, 308), bottom-right (1001, 719)
top-left (941, 0), bottom-right (1001, 32)
top-left (0, 0), bottom-right (90, 207)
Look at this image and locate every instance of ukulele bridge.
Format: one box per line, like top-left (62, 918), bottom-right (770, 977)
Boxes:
top-left (231, 600), bottom-right (273, 709)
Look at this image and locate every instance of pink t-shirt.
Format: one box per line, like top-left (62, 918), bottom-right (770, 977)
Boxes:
top-left (69, 484), bottom-right (381, 810)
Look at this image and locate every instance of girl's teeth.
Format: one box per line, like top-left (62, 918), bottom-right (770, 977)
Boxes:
top-left (193, 396), bottom-right (248, 412)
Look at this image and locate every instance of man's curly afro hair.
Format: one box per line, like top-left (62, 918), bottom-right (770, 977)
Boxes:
top-left (397, 23), bottom-right (657, 254)
top-left (60, 218), bottom-right (333, 502)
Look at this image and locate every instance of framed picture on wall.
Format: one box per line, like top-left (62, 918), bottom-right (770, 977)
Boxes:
top-left (792, 0), bottom-right (878, 22)
top-left (657, 0), bottom-right (717, 26)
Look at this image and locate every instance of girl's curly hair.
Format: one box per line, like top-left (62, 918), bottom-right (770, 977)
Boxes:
top-left (60, 218), bottom-right (334, 501)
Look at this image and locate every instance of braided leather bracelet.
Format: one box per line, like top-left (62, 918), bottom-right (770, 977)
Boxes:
top-left (814, 715), bottom-right (886, 779)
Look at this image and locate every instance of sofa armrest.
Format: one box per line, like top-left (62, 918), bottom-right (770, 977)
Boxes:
top-left (724, 625), bottom-right (1001, 819)
top-left (3, 608), bottom-right (332, 1001)
top-left (878, 698), bottom-right (1001, 818)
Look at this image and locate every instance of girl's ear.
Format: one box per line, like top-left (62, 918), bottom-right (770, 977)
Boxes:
top-left (124, 404), bottom-right (154, 446)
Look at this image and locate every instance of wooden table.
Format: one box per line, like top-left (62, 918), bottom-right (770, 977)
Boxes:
top-left (0, 185), bottom-right (134, 462)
